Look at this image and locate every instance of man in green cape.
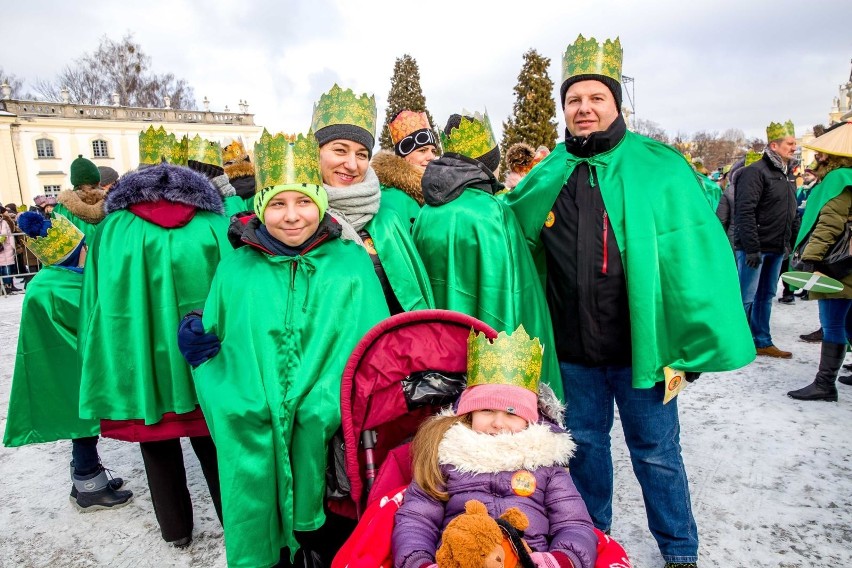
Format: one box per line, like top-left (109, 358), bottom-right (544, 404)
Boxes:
top-left (412, 111), bottom-right (563, 399)
top-left (504, 35), bottom-right (754, 568)
top-left (185, 132), bottom-right (389, 567)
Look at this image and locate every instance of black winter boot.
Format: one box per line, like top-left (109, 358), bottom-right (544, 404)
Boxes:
top-left (799, 328), bottom-right (823, 343)
top-left (839, 374), bottom-right (852, 386)
top-left (787, 341), bottom-right (845, 402)
top-left (70, 465), bottom-right (133, 512)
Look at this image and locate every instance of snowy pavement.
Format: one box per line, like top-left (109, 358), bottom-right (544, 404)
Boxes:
top-left (1, 289), bottom-right (850, 567)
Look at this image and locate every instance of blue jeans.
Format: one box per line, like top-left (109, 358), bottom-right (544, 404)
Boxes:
top-left (560, 361), bottom-right (698, 564)
top-left (736, 250), bottom-right (785, 348)
top-left (818, 299), bottom-right (852, 344)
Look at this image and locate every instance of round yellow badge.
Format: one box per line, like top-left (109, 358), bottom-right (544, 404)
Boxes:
top-left (545, 211), bottom-right (555, 228)
top-left (510, 470), bottom-right (536, 497)
top-left (364, 237), bottom-right (377, 256)
top-left (668, 375), bottom-right (682, 392)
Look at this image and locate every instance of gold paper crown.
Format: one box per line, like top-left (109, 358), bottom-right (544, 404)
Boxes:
top-left (389, 110), bottom-right (432, 146)
top-left (466, 325), bottom-right (542, 394)
top-left (222, 139), bottom-right (249, 165)
top-left (138, 126), bottom-right (188, 165)
top-left (311, 84), bottom-right (377, 140)
top-left (562, 34), bottom-right (623, 85)
top-left (24, 213), bottom-right (84, 266)
top-left (745, 150), bottom-right (762, 166)
top-left (440, 111), bottom-right (497, 159)
top-left (766, 120), bottom-right (795, 142)
top-left (187, 135), bottom-right (223, 166)
top-left (253, 130), bottom-right (323, 191)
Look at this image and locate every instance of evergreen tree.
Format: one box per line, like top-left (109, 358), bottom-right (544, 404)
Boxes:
top-left (380, 55), bottom-right (436, 151)
top-left (499, 49), bottom-right (558, 179)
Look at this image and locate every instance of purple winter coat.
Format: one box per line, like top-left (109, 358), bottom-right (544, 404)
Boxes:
top-left (392, 421), bottom-right (597, 568)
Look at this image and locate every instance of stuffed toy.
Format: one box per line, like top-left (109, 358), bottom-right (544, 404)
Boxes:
top-left (436, 500), bottom-right (535, 568)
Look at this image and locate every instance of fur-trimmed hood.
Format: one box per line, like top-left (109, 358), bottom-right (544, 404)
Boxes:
top-left (438, 421), bottom-right (575, 474)
top-left (56, 187), bottom-right (106, 224)
top-left (371, 151), bottom-right (425, 205)
top-left (105, 163), bottom-right (224, 215)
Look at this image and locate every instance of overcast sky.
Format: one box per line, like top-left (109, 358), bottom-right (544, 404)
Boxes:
top-left (2, 0), bottom-right (850, 143)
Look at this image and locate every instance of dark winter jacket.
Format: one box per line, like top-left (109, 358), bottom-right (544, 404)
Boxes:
top-left (540, 116), bottom-right (631, 366)
top-left (421, 153), bottom-right (503, 205)
top-left (393, 420), bottom-right (597, 568)
top-left (734, 153), bottom-right (799, 254)
top-left (716, 185), bottom-right (736, 248)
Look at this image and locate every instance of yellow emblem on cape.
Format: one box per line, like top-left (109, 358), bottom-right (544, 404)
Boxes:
top-left (511, 470), bottom-right (536, 497)
top-left (364, 237), bottom-right (377, 256)
top-left (545, 211), bottom-right (556, 228)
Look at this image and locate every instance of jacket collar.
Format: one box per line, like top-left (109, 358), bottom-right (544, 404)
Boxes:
top-left (564, 114), bottom-right (627, 158)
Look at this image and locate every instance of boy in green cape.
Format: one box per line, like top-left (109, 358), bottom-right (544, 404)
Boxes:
top-left (182, 132), bottom-right (389, 568)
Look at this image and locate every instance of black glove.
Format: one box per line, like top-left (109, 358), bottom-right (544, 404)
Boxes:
top-left (177, 311), bottom-right (221, 367)
top-left (745, 252), bottom-right (762, 269)
top-left (685, 372), bottom-right (701, 383)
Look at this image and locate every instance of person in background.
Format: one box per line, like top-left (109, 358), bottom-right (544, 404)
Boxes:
top-left (54, 155), bottom-right (107, 243)
top-left (97, 166), bottom-right (119, 192)
top-left (786, 121), bottom-right (852, 400)
top-left (0, 206), bottom-right (22, 293)
top-left (734, 120), bottom-right (799, 358)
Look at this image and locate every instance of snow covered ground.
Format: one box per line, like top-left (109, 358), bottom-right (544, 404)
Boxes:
top-left (1, 289), bottom-right (850, 567)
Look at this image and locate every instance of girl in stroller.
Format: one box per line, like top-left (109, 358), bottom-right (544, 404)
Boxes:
top-left (392, 326), bottom-right (598, 568)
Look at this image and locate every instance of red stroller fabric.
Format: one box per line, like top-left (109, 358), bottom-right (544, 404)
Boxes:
top-left (332, 310), bottom-right (498, 518)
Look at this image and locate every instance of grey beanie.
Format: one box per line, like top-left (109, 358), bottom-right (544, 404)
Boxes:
top-left (97, 166), bottom-right (119, 187)
top-left (315, 125), bottom-right (375, 157)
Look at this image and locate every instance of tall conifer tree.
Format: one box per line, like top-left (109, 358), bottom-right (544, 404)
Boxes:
top-left (499, 49), bottom-right (558, 178)
top-left (380, 55), bottom-right (436, 151)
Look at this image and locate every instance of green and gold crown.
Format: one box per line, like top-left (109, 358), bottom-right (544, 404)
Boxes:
top-left (253, 130), bottom-right (322, 191)
top-left (745, 149), bottom-right (762, 166)
top-left (562, 34), bottom-right (623, 85)
top-left (24, 213), bottom-right (84, 266)
top-left (310, 84), bottom-right (377, 139)
top-left (138, 126), bottom-right (188, 165)
top-left (766, 120), bottom-right (795, 142)
top-left (466, 325), bottom-right (543, 393)
top-left (440, 111), bottom-right (497, 159)
top-left (187, 135), bottom-right (223, 167)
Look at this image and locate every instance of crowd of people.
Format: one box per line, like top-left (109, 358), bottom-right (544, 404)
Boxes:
top-left (3, 33), bottom-right (851, 568)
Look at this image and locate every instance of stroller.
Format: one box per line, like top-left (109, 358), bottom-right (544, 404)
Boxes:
top-left (328, 310), bottom-right (631, 568)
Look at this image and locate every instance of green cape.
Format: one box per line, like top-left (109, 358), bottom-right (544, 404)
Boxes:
top-left (223, 194), bottom-right (251, 217)
top-left (364, 206), bottom-right (434, 311)
top-left (78, 210), bottom-right (232, 423)
top-left (505, 132), bottom-right (755, 387)
top-left (4, 267), bottom-right (99, 446)
top-left (53, 202), bottom-right (100, 243)
top-left (380, 185), bottom-right (422, 227)
top-left (697, 172), bottom-right (722, 211)
top-left (794, 168), bottom-right (852, 249)
top-left (193, 240), bottom-right (389, 568)
top-left (412, 189), bottom-right (563, 399)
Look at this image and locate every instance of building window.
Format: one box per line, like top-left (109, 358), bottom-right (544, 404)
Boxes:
top-left (43, 185), bottom-right (61, 197)
top-left (36, 138), bottom-right (55, 158)
top-left (92, 139), bottom-right (109, 158)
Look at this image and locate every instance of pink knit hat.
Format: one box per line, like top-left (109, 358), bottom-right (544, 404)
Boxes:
top-left (457, 384), bottom-right (538, 424)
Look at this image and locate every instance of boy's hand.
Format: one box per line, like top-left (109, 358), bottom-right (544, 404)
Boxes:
top-left (177, 311), bottom-right (220, 367)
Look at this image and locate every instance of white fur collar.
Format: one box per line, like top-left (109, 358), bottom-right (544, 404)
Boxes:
top-left (438, 422), bottom-right (575, 474)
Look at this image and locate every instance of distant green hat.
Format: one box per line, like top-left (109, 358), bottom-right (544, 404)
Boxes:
top-left (766, 120), bottom-right (795, 142)
top-left (253, 130), bottom-right (327, 221)
top-left (70, 155), bottom-right (100, 186)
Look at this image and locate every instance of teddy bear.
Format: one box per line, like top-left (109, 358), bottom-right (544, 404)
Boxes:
top-left (436, 500), bottom-right (536, 568)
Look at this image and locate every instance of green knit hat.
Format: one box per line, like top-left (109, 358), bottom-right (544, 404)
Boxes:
top-left (70, 155), bottom-right (100, 186)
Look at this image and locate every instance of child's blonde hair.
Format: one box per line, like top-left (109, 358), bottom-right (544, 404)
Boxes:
top-left (410, 413), bottom-right (471, 502)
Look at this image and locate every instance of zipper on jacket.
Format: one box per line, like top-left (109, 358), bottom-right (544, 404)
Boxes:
top-left (601, 210), bottom-right (609, 275)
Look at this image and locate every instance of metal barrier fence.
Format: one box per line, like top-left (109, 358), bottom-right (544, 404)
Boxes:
top-left (1, 232), bottom-right (44, 297)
